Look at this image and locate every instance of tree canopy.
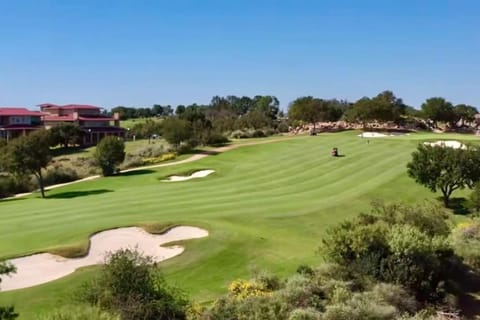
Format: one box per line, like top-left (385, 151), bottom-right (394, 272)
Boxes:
top-left (345, 91), bottom-right (405, 126)
top-left (3, 130), bottom-right (52, 198)
top-left (407, 144), bottom-right (480, 206)
top-left (94, 136), bottom-right (126, 176)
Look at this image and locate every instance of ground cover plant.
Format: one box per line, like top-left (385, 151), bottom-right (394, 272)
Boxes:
top-left (1, 131), bottom-right (480, 319)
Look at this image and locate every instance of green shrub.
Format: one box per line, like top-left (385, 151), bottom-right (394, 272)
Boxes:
top-left (36, 306), bottom-right (119, 320)
top-left (277, 122), bottom-right (290, 133)
top-left (93, 137), bottom-right (125, 176)
top-left (288, 308), bottom-right (322, 320)
top-left (43, 165), bottom-right (79, 186)
top-left (78, 249), bottom-right (188, 320)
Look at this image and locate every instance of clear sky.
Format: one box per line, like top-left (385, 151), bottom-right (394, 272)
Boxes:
top-left (0, 0), bottom-right (479, 110)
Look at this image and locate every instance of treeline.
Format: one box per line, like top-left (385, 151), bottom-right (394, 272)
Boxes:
top-left (114, 92), bottom-right (478, 134)
top-left (7, 202), bottom-right (479, 319)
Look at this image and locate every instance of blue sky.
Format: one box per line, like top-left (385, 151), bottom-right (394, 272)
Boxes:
top-left (0, 0), bottom-right (479, 110)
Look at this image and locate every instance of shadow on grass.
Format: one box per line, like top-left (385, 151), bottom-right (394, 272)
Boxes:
top-left (48, 189), bottom-right (113, 199)
top-left (184, 149), bottom-right (222, 156)
top-left (118, 169), bottom-right (156, 176)
top-left (443, 197), bottom-right (471, 215)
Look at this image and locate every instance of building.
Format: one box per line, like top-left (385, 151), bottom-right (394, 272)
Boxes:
top-left (39, 103), bottom-right (125, 145)
top-left (0, 107), bottom-right (44, 142)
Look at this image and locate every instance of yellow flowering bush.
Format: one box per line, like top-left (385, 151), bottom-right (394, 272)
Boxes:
top-left (228, 279), bottom-right (271, 300)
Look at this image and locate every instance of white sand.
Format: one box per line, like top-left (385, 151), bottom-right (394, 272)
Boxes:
top-left (1, 226), bottom-right (208, 291)
top-left (358, 132), bottom-right (407, 138)
top-left (163, 170), bottom-right (215, 182)
top-left (423, 140), bottom-right (466, 149)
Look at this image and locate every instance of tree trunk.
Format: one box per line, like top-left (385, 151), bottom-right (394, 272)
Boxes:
top-left (442, 188), bottom-right (452, 207)
top-left (36, 171), bottom-right (46, 198)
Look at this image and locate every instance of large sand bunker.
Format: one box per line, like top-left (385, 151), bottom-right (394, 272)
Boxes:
top-left (423, 140), bottom-right (466, 149)
top-left (1, 226), bottom-right (208, 291)
top-left (163, 170), bottom-right (215, 182)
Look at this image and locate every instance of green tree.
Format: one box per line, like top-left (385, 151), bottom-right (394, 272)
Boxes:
top-left (420, 97), bottom-right (455, 128)
top-left (288, 97), bottom-right (330, 131)
top-left (453, 104), bottom-right (478, 127)
top-left (79, 249), bottom-right (188, 320)
top-left (49, 123), bottom-right (82, 148)
top-left (469, 183), bottom-right (480, 214)
top-left (0, 262), bottom-right (18, 320)
top-left (93, 136), bottom-right (125, 176)
top-left (4, 130), bottom-right (52, 198)
top-left (407, 144), bottom-right (480, 207)
top-left (161, 117), bottom-right (193, 150)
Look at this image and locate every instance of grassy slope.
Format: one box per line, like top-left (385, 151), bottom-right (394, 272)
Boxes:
top-left (1, 131), bottom-right (479, 318)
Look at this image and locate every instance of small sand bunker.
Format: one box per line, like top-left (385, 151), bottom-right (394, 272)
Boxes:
top-left (358, 132), bottom-right (407, 138)
top-left (163, 170), bottom-right (215, 182)
top-left (423, 140), bottom-right (466, 149)
top-left (1, 226), bottom-right (208, 291)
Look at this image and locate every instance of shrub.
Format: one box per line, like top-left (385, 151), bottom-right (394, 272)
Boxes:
top-left (43, 166), bottom-right (79, 186)
top-left (205, 132), bottom-right (229, 146)
top-left (277, 121), bottom-right (290, 133)
top-left (451, 220), bottom-right (480, 268)
top-left (288, 308), bottom-right (322, 320)
top-left (78, 249), bottom-right (188, 320)
top-left (252, 129), bottom-right (266, 138)
top-left (93, 137), bottom-right (125, 176)
top-left (36, 306), bottom-right (119, 320)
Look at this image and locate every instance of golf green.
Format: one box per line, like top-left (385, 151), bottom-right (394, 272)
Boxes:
top-left (0, 131), bottom-right (478, 319)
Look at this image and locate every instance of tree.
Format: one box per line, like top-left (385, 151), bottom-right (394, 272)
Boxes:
top-left (49, 123), bottom-right (82, 148)
top-left (0, 262), bottom-right (18, 320)
top-left (79, 249), bottom-right (188, 320)
top-left (288, 97), bottom-right (330, 131)
top-left (407, 144), bottom-right (480, 207)
top-left (453, 104), bottom-right (478, 127)
top-left (94, 136), bottom-right (125, 176)
top-left (4, 130), bottom-right (52, 198)
top-left (345, 91), bottom-right (405, 127)
top-left (420, 97), bottom-right (455, 128)
top-left (469, 183), bottom-right (480, 214)
top-left (161, 117), bottom-right (193, 150)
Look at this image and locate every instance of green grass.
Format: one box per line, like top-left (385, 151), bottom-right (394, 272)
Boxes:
top-left (1, 131), bottom-right (479, 319)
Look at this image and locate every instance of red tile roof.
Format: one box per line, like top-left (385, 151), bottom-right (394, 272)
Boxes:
top-left (0, 107), bottom-right (44, 116)
top-left (39, 103), bottom-right (101, 110)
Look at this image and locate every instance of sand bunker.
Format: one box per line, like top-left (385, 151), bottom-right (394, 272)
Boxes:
top-left (1, 226), bottom-right (208, 291)
top-left (423, 140), bottom-right (466, 149)
top-left (163, 170), bottom-right (215, 182)
top-left (358, 132), bottom-right (407, 138)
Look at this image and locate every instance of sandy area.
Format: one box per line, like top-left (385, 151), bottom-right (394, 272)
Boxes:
top-left (1, 226), bottom-right (208, 291)
top-left (163, 170), bottom-right (215, 182)
top-left (424, 140), bottom-right (466, 149)
top-left (358, 132), bottom-right (407, 138)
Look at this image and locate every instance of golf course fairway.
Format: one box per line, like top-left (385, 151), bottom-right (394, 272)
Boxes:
top-left (1, 131), bottom-right (478, 319)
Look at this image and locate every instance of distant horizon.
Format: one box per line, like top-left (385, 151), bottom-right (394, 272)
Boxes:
top-left (1, 1), bottom-right (479, 110)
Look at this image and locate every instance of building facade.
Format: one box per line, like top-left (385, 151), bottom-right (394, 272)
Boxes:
top-left (39, 103), bottom-right (125, 145)
top-left (0, 107), bottom-right (44, 142)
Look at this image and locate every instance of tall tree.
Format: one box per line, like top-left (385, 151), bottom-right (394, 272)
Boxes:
top-left (161, 117), bottom-right (193, 149)
top-left (453, 104), bottom-right (478, 127)
top-left (49, 123), bottom-right (82, 148)
top-left (94, 136), bottom-right (125, 176)
top-left (288, 96), bottom-right (329, 131)
top-left (407, 144), bottom-right (480, 206)
top-left (420, 97), bottom-right (455, 128)
top-left (4, 130), bottom-right (51, 198)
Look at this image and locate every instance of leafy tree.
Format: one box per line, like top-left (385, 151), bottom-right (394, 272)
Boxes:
top-left (93, 136), bottom-right (125, 176)
top-left (0, 262), bottom-right (18, 320)
top-left (3, 130), bottom-right (52, 198)
top-left (345, 91), bottom-right (405, 127)
top-left (79, 249), bottom-right (188, 320)
top-left (407, 144), bottom-right (480, 207)
top-left (49, 123), bottom-right (82, 148)
top-left (161, 117), bottom-right (193, 150)
top-left (175, 105), bottom-right (186, 116)
top-left (453, 104), bottom-right (478, 127)
top-left (420, 97), bottom-right (455, 128)
top-left (469, 183), bottom-right (480, 214)
top-left (288, 97), bottom-right (330, 131)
